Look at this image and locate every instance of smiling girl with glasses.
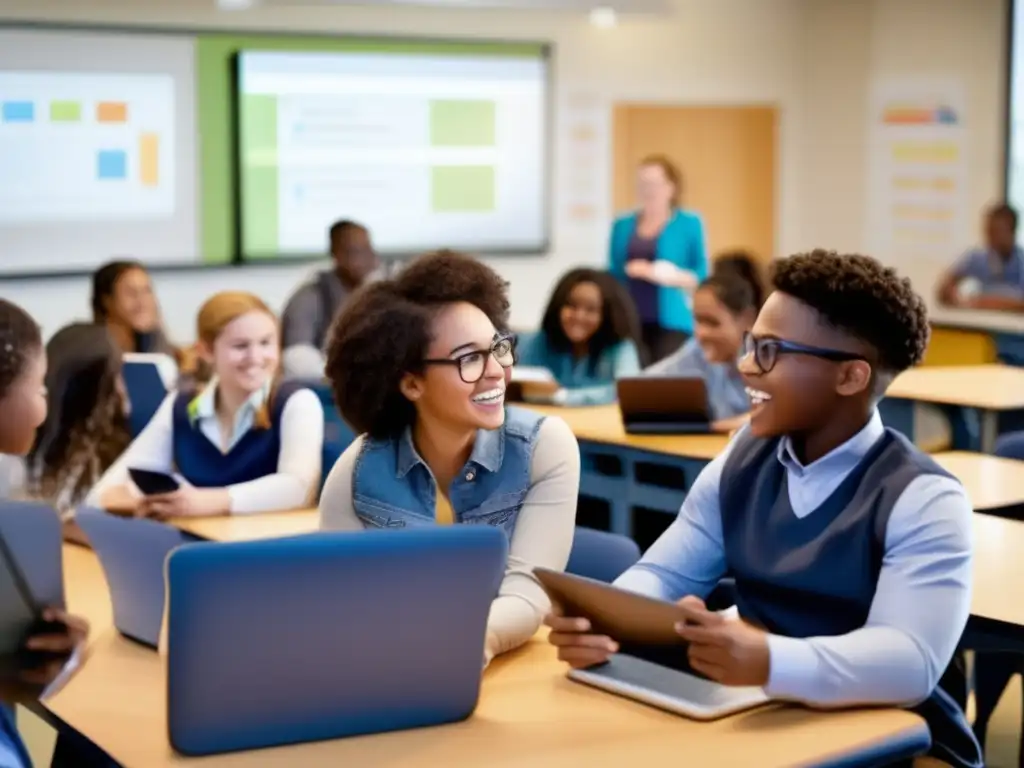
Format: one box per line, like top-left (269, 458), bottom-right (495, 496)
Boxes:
top-left (318, 250), bottom-right (580, 668)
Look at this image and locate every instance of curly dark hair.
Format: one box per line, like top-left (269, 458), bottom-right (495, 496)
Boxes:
top-left (26, 324), bottom-right (130, 510)
top-left (540, 268), bottom-right (642, 370)
top-left (772, 249), bottom-right (929, 373)
top-left (325, 250), bottom-right (510, 439)
top-left (0, 298), bottom-right (42, 400)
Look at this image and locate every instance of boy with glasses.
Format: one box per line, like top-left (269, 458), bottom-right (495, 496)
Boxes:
top-left (546, 250), bottom-right (980, 767)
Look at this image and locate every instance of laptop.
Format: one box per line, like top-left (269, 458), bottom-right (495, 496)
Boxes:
top-left (165, 526), bottom-right (508, 756)
top-left (616, 377), bottom-right (712, 434)
top-left (534, 568), bottom-right (769, 721)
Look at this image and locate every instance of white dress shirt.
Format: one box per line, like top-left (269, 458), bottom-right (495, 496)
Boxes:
top-left (87, 380), bottom-right (324, 514)
top-left (614, 411), bottom-right (973, 708)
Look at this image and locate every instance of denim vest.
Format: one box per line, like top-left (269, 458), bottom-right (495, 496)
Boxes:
top-left (352, 406), bottom-right (545, 539)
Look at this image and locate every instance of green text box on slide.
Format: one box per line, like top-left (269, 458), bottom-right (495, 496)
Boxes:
top-left (431, 165), bottom-right (496, 212)
top-left (430, 100), bottom-right (496, 147)
top-left (239, 94), bottom-right (279, 257)
top-left (196, 34), bottom-right (544, 262)
top-left (49, 101), bottom-right (81, 122)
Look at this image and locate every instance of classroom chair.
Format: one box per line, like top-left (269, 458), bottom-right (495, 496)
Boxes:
top-left (566, 526), bottom-right (641, 583)
top-left (290, 379), bottom-right (356, 488)
top-left (75, 507), bottom-right (198, 647)
top-left (122, 353), bottom-right (178, 437)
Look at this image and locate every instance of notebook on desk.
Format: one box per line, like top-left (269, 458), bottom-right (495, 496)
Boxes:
top-left (616, 377), bottom-right (713, 434)
top-left (535, 568), bottom-right (769, 721)
top-left (165, 526), bottom-right (508, 756)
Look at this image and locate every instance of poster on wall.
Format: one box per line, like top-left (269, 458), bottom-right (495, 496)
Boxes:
top-left (863, 78), bottom-right (970, 305)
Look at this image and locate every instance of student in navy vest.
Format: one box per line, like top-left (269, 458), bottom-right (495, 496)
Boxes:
top-left (89, 292), bottom-right (323, 518)
top-left (516, 268), bottom-right (642, 406)
top-left (546, 251), bottom-right (981, 768)
top-left (0, 299), bottom-right (95, 767)
top-left (645, 252), bottom-right (766, 433)
top-left (608, 155), bottom-right (709, 363)
top-left (318, 250), bottom-right (581, 667)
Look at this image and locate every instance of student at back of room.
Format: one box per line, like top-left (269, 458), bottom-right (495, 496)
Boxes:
top-left (516, 268), bottom-right (642, 406)
top-left (88, 291), bottom-right (323, 518)
top-left (546, 250), bottom-right (981, 768)
top-left (280, 219), bottom-right (380, 378)
top-left (91, 259), bottom-right (180, 362)
top-left (318, 250), bottom-right (581, 667)
top-left (645, 251), bottom-right (767, 433)
top-left (16, 324), bottom-right (131, 543)
top-left (0, 299), bottom-right (94, 768)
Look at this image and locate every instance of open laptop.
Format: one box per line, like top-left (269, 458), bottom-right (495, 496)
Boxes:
top-left (617, 377), bottom-right (713, 434)
top-left (165, 526), bottom-right (508, 756)
top-left (535, 568), bottom-right (769, 721)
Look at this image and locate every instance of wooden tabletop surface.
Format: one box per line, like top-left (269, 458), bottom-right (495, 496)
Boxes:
top-left (887, 365), bottom-right (1024, 410)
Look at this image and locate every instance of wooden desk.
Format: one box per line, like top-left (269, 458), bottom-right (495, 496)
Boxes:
top-left (44, 627), bottom-right (928, 767)
top-left (933, 452), bottom-right (1024, 513)
top-left (525, 404), bottom-right (729, 460)
top-left (888, 365), bottom-right (1024, 451)
top-left (62, 543), bottom-right (112, 631)
top-left (171, 510), bottom-right (318, 543)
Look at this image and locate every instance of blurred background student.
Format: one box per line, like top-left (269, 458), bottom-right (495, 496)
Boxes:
top-left (89, 291), bottom-right (323, 518)
top-left (517, 268), bottom-right (642, 406)
top-left (21, 324), bottom-right (131, 541)
top-left (645, 252), bottom-right (766, 433)
top-left (281, 219), bottom-right (379, 378)
top-left (91, 260), bottom-right (179, 360)
top-left (608, 155), bottom-right (709, 362)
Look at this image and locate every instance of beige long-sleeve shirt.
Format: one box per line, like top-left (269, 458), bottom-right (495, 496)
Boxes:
top-left (318, 416), bottom-right (580, 664)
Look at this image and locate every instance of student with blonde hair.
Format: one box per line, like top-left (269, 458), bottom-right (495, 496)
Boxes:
top-left (89, 291), bottom-right (323, 517)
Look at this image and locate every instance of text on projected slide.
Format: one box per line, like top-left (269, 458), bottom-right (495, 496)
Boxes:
top-left (237, 51), bottom-right (547, 256)
top-left (0, 72), bottom-right (175, 223)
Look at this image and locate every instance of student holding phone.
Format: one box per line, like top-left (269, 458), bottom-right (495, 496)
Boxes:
top-left (0, 299), bottom-right (92, 767)
top-left (89, 292), bottom-right (323, 518)
top-left (545, 252), bottom-right (981, 768)
top-left (318, 251), bottom-right (580, 666)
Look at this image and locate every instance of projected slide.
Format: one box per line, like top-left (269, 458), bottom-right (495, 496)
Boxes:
top-left (0, 72), bottom-right (175, 223)
top-left (236, 49), bottom-right (548, 257)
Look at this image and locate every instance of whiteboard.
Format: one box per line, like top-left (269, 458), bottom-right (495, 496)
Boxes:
top-left (0, 29), bottom-right (198, 275)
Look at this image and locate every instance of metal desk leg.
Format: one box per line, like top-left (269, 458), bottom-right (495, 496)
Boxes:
top-left (979, 409), bottom-right (998, 454)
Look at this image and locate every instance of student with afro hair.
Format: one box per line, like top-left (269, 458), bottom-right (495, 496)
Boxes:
top-left (318, 250), bottom-right (581, 667)
top-left (546, 250), bottom-right (980, 768)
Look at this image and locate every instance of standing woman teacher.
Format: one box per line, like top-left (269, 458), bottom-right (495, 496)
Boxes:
top-left (609, 155), bottom-right (709, 362)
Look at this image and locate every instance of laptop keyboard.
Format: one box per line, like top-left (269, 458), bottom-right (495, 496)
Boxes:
top-left (585, 654), bottom-right (769, 708)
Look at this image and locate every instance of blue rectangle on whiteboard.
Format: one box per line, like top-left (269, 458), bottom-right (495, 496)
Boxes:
top-left (1, 101), bottom-right (34, 122)
top-left (97, 150), bottom-right (127, 180)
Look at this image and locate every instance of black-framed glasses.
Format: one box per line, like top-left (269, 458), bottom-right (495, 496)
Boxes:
top-left (742, 332), bottom-right (867, 374)
top-left (423, 334), bottom-right (517, 384)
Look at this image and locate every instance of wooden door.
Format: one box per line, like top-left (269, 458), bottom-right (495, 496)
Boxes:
top-left (612, 105), bottom-right (778, 264)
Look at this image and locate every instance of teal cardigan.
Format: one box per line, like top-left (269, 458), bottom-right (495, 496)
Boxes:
top-left (516, 331), bottom-right (640, 406)
top-left (608, 209), bottom-right (709, 334)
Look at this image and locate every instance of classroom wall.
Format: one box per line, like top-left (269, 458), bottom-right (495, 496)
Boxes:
top-left (0, 0), bottom-right (1009, 341)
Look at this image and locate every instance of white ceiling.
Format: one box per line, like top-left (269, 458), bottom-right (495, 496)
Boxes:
top-left (223, 0), bottom-right (672, 12)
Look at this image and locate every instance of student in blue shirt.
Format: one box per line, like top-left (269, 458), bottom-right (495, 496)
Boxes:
top-left (546, 251), bottom-right (981, 768)
top-left (517, 268), bottom-right (642, 406)
top-left (0, 299), bottom-right (93, 767)
top-left (644, 252), bottom-right (765, 432)
top-left (938, 203), bottom-right (1024, 312)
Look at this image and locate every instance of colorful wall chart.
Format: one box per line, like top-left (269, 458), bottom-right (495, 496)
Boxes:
top-left (0, 72), bottom-right (175, 223)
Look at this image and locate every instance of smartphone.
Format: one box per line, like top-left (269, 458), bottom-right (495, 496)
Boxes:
top-left (129, 468), bottom-right (180, 496)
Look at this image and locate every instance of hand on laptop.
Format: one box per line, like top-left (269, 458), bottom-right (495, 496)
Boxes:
top-left (543, 606), bottom-right (619, 668)
top-left (24, 608), bottom-right (89, 655)
top-left (673, 596), bottom-right (770, 687)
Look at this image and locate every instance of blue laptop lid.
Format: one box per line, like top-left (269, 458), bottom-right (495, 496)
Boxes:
top-left (166, 526), bottom-right (508, 757)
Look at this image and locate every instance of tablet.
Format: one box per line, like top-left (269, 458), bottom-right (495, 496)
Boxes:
top-left (129, 468), bottom-right (180, 496)
top-left (533, 567), bottom-right (688, 647)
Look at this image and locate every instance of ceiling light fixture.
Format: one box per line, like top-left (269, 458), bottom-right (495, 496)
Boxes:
top-left (589, 6), bottom-right (617, 28)
top-left (217, 0), bottom-right (256, 10)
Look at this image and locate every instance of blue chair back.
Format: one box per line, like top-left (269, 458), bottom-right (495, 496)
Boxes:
top-left (566, 526), bottom-right (641, 583)
top-left (291, 379), bottom-right (356, 490)
top-left (123, 353), bottom-right (178, 437)
top-left (995, 431), bottom-right (1024, 461)
top-left (165, 527), bottom-right (507, 756)
top-left (76, 507), bottom-right (197, 647)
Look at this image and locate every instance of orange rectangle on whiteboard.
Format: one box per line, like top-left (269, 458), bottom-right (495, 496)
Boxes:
top-left (140, 133), bottom-right (158, 187)
top-left (96, 102), bottom-right (128, 123)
